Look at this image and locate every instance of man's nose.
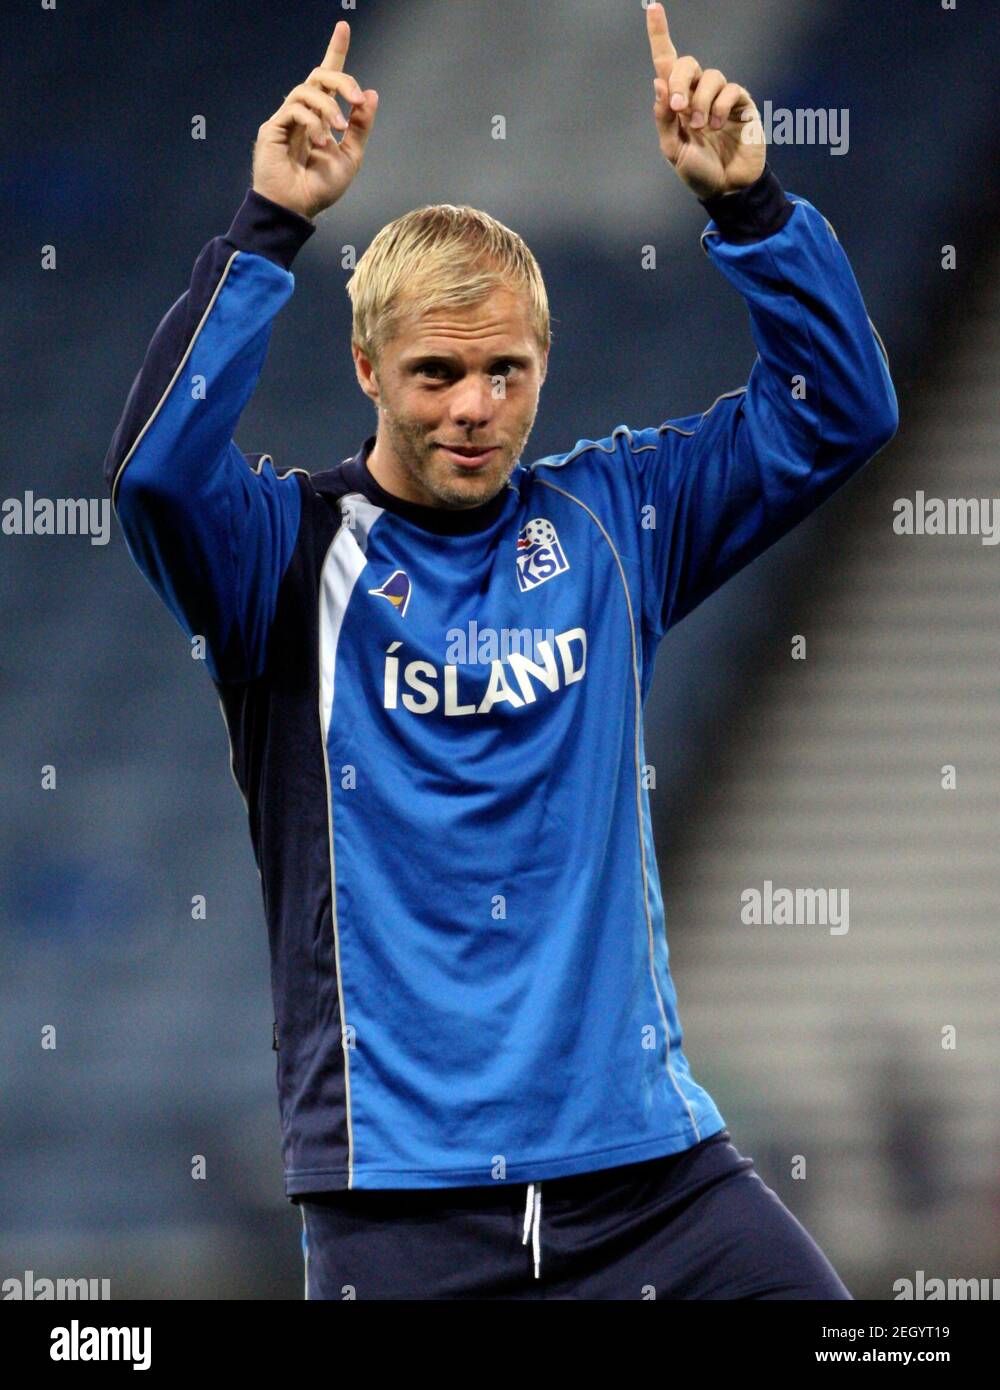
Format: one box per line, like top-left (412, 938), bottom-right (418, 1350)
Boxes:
top-left (448, 376), bottom-right (496, 430)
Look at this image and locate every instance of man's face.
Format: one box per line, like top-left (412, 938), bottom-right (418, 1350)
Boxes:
top-left (353, 284), bottom-right (548, 509)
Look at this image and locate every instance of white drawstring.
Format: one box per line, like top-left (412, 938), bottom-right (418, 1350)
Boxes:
top-left (521, 1182), bottom-right (542, 1279)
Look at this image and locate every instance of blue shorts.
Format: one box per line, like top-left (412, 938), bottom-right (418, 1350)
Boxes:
top-left (296, 1129), bottom-right (852, 1300)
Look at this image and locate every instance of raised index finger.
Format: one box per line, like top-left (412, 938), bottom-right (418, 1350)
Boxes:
top-left (321, 19), bottom-right (350, 72)
top-left (646, 2), bottom-right (677, 71)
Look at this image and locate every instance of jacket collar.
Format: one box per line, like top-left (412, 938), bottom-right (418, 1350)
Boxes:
top-left (335, 435), bottom-right (522, 536)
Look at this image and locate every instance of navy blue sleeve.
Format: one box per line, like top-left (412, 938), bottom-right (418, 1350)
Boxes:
top-left (627, 165), bottom-right (899, 638)
top-left (103, 189), bottom-right (317, 684)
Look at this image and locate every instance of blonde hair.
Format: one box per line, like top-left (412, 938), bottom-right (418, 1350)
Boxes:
top-left (346, 204), bottom-right (551, 371)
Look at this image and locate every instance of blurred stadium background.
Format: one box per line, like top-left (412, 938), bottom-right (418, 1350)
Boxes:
top-left (2, 0), bottom-right (997, 1299)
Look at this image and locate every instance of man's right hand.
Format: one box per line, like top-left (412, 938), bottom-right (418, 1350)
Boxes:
top-left (252, 20), bottom-right (378, 222)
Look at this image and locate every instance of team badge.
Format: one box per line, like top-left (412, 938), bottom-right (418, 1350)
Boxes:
top-left (515, 517), bottom-right (569, 593)
top-left (369, 569), bottom-right (412, 616)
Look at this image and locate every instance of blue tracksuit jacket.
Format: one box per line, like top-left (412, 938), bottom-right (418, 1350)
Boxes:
top-left (103, 165), bottom-right (898, 1193)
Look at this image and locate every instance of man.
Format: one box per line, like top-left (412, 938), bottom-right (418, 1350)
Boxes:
top-left (104, 7), bottom-right (897, 1299)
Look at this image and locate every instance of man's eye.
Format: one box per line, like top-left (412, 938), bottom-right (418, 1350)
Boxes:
top-left (417, 361), bottom-right (518, 381)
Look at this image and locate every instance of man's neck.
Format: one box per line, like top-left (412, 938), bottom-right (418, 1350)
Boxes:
top-left (365, 434), bottom-right (434, 507)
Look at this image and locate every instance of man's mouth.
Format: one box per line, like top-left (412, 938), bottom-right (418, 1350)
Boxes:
top-left (434, 443), bottom-right (499, 469)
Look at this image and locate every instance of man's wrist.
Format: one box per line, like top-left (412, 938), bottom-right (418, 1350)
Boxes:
top-left (698, 163), bottom-right (795, 244)
top-left (224, 188), bottom-right (319, 270)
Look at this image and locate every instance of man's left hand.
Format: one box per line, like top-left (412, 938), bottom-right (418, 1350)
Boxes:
top-left (646, 2), bottom-right (766, 200)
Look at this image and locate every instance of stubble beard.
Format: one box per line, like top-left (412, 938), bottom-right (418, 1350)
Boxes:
top-left (383, 409), bottom-right (534, 510)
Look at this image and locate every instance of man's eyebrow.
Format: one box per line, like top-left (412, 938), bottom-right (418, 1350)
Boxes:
top-left (402, 351), bottom-right (534, 369)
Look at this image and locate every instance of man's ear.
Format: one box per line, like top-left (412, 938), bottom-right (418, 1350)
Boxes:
top-left (352, 343), bottom-right (380, 403)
